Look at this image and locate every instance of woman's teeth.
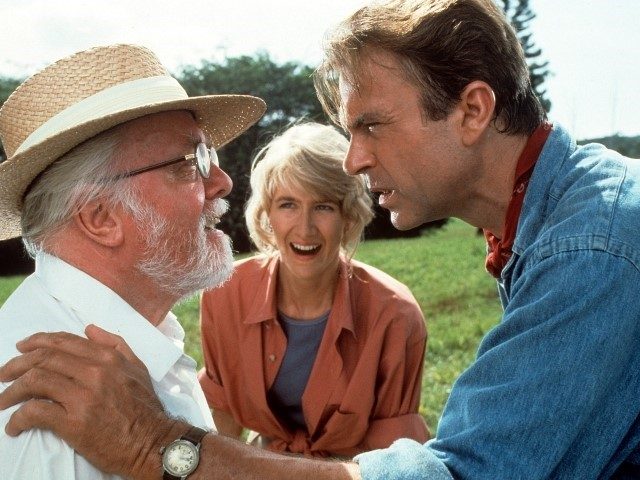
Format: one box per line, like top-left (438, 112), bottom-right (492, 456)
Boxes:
top-left (291, 243), bottom-right (320, 255)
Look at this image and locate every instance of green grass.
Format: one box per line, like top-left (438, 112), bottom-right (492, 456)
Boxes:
top-left (0, 219), bottom-right (502, 433)
top-left (0, 276), bottom-right (26, 303)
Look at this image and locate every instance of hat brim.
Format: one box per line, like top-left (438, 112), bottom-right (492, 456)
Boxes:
top-left (0, 94), bottom-right (266, 241)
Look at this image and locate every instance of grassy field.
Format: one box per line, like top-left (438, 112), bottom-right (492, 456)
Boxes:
top-left (0, 219), bottom-right (502, 432)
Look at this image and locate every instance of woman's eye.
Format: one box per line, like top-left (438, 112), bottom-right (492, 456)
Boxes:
top-left (316, 204), bottom-right (335, 211)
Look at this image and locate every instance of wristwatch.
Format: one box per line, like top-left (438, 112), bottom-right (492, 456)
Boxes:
top-left (160, 425), bottom-right (208, 480)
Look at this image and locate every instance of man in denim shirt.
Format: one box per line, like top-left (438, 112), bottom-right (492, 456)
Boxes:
top-left (0, 0), bottom-right (638, 479)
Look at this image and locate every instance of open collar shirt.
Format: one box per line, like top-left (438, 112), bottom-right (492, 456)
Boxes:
top-left (199, 255), bottom-right (428, 457)
top-left (0, 252), bottom-right (214, 480)
top-left (355, 123), bottom-right (640, 479)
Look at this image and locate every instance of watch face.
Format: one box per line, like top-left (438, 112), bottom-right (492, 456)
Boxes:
top-left (162, 439), bottom-right (200, 476)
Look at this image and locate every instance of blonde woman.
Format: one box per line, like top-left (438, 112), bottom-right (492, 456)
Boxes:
top-left (198, 122), bottom-right (429, 457)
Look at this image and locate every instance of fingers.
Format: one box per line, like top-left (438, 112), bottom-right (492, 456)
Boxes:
top-left (0, 344), bottom-right (121, 390)
top-left (16, 331), bottom-right (96, 357)
top-left (0, 368), bottom-right (77, 411)
top-left (11, 328), bottom-right (145, 375)
top-left (4, 399), bottom-right (66, 437)
top-left (85, 325), bottom-right (145, 368)
top-left (0, 348), bottom-right (81, 383)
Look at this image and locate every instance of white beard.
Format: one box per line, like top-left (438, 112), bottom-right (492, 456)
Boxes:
top-left (134, 199), bottom-right (234, 301)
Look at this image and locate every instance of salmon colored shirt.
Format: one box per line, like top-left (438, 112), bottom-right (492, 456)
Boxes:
top-left (198, 255), bottom-right (429, 457)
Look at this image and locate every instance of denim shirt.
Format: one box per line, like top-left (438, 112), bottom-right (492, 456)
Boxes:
top-left (355, 124), bottom-right (640, 479)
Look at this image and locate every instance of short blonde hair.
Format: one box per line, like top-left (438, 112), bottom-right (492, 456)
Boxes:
top-left (245, 122), bottom-right (373, 258)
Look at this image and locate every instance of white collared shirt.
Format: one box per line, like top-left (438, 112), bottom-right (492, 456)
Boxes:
top-left (0, 253), bottom-right (215, 479)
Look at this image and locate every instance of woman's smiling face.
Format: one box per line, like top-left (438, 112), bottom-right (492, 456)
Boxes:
top-left (268, 183), bottom-right (346, 283)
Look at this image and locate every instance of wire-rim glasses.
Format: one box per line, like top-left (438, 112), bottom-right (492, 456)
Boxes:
top-left (115, 142), bottom-right (218, 180)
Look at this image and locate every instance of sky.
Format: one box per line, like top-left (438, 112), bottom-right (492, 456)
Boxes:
top-left (1, 0), bottom-right (638, 140)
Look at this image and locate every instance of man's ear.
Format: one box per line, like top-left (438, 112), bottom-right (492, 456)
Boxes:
top-left (457, 80), bottom-right (496, 146)
top-left (73, 200), bottom-right (124, 247)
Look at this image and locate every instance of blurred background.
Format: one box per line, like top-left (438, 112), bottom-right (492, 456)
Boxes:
top-left (1, 0), bottom-right (638, 274)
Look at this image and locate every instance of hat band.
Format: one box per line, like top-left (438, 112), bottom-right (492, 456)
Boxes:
top-left (15, 75), bottom-right (188, 155)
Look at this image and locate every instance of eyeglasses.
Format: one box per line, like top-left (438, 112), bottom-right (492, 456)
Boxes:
top-left (116, 142), bottom-right (219, 180)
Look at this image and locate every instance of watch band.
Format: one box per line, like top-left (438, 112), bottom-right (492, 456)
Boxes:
top-left (162, 426), bottom-right (209, 480)
top-left (181, 425), bottom-right (208, 446)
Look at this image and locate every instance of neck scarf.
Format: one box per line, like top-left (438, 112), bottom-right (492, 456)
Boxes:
top-left (484, 122), bottom-right (552, 278)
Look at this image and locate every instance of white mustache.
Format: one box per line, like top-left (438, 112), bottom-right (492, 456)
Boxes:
top-left (202, 199), bottom-right (229, 228)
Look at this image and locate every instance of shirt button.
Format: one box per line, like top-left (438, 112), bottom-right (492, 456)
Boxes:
top-left (268, 354), bottom-right (276, 362)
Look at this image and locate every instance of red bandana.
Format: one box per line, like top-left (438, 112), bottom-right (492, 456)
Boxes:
top-left (484, 122), bottom-right (552, 278)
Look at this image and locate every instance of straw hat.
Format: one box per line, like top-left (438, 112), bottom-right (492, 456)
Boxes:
top-left (0, 44), bottom-right (266, 241)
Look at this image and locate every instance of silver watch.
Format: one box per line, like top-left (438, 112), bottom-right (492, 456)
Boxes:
top-left (160, 426), bottom-right (208, 480)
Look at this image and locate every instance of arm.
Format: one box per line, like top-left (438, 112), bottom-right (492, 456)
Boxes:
top-left (425, 250), bottom-right (640, 478)
top-left (198, 292), bottom-right (245, 441)
top-left (0, 327), bottom-right (361, 480)
top-left (157, 420), bottom-right (361, 480)
top-left (359, 306), bottom-right (429, 450)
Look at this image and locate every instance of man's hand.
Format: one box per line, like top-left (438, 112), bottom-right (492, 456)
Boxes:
top-left (0, 325), bottom-right (177, 478)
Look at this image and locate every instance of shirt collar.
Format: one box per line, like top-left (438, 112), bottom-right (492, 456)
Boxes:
top-left (243, 255), bottom-right (356, 337)
top-left (515, 122), bottom-right (576, 253)
top-left (243, 255), bottom-right (279, 325)
top-left (328, 258), bottom-right (356, 339)
top-left (35, 252), bottom-right (183, 382)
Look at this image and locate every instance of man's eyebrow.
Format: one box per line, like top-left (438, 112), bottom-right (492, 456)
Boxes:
top-left (188, 130), bottom-right (209, 146)
top-left (347, 112), bottom-right (382, 131)
top-left (348, 115), bottom-right (366, 131)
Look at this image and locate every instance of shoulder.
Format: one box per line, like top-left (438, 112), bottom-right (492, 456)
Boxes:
top-left (202, 255), bottom-right (271, 299)
top-left (232, 255), bottom-right (272, 277)
top-left (0, 420), bottom-right (109, 478)
top-left (348, 259), bottom-right (412, 295)
top-left (200, 255), bottom-right (277, 329)
top-left (346, 259), bottom-right (424, 326)
top-left (520, 129), bottom-right (640, 269)
top-left (0, 275), bottom-right (84, 365)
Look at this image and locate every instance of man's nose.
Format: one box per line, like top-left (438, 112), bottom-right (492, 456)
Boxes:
top-left (344, 137), bottom-right (375, 176)
top-left (204, 164), bottom-right (233, 199)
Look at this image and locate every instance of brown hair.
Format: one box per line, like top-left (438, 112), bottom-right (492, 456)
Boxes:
top-left (314, 0), bottom-right (545, 135)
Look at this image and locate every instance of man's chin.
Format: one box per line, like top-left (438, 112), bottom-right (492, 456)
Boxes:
top-left (201, 238), bottom-right (234, 290)
top-left (389, 211), bottom-right (422, 231)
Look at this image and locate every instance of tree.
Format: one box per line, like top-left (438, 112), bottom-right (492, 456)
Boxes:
top-left (499, 0), bottom-right (551, 113)
top-left (177, 52), bottom-right (431, 252)
top-left (177, 52), bottom-right (327, 252)
top-left (581, 135), bottom-right (640, 159)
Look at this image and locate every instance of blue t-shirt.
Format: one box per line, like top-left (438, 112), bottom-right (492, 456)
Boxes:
top-left (267, 310), bottom-right (329, 431)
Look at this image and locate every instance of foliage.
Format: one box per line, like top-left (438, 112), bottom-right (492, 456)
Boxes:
top-left (0, 0), bottom-right (554, 247)
top-left (177, 52), bottom-right (327, 251)
top-left (1, 220), bottom-right (502, 431)
top-left (580, 135), bottom-right (640, 159)
top-left (498, 0), bottom-right (551, 113)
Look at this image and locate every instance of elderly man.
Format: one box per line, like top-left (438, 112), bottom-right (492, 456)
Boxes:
top-left (2, 0), bottom-right (640, 479)
top-left (0, 44), bottom-right (264, 479)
